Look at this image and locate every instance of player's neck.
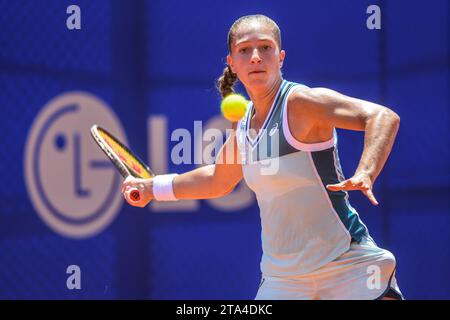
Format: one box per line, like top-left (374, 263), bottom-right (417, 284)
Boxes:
top-left (247, 77), bottom-right (283, 122)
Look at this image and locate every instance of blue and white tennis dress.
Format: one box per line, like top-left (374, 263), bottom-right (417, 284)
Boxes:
top-left (236, 79), bottom-right (403, 300)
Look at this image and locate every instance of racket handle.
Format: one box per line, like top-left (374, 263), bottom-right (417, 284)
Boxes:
top-left (128, 188), bottom-right (141, 202)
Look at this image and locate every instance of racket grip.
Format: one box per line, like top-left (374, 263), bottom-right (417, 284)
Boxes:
top-left (128, 188), bottom-right (141, 202)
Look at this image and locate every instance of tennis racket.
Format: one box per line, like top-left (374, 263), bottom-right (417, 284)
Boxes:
top-left (90, 125), bottom-right (155, 202)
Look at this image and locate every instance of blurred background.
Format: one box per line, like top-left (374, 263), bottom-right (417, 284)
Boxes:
top-left (0, 0), bottom-right (448, 299)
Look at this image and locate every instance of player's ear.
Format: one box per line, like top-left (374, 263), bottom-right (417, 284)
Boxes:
top-left (279, 50), bottom-right (286, 68)
top-left (227, 55), bottom-right (235, 73)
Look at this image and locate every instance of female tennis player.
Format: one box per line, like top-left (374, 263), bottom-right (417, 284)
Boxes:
top-left (122, 14), bottom-right (403, 300)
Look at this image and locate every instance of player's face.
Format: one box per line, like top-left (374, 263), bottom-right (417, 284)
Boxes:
top-left (227, 22), bottom-right (285, 91)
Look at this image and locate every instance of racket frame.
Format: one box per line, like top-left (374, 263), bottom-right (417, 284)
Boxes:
top-left (90, 125), bottom-right (155, 202)
top-left (90, 124), bottom-right (154, 179)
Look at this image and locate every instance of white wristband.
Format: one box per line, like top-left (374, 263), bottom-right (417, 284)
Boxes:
top-left (152, 174), bottom-right (179, 201)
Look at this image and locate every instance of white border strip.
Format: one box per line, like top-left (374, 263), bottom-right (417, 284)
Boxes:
top-left (282, 86), bottom-right (336, 152)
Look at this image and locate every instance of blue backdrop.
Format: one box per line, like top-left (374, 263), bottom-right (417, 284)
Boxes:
top-left (0, 0), bottom-right (448, 299)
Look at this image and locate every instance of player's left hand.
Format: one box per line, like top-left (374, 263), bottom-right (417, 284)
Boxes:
top-left (326, 172), bottom-right (379, 206)
top-left (121, 175), bottom-right (154, 208)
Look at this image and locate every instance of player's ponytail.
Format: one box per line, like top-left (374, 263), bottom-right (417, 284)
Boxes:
top-left (217, 65), bottom-right (238, 98)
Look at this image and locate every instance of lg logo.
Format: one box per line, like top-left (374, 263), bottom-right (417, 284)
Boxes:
top-left (24, 92), bottom-right (126, 239)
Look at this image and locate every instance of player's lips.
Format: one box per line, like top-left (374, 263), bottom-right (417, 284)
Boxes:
top-left (248, 70), bottom-right (266, 75)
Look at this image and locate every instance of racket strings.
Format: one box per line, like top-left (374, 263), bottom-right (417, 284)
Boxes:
top-left (98, 130), bottom-right (153, 179)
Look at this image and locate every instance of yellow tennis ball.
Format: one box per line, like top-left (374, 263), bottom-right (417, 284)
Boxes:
top-left (220, 94), bottom-right (249, 122)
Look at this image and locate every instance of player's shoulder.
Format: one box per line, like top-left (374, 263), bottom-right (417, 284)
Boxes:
top-left (287, 85), bottom-right (336, 105)
top-left (287, 86), bottom-right (336, 122)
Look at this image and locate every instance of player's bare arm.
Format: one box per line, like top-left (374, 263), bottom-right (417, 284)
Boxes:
top-left (288, 87), bottom-right (400, 205)
top-left (172, 132), bottom-right (243, 200)
top-left (122, 130), bottom-right (243, 207)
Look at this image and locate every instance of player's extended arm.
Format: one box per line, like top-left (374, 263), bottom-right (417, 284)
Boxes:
top-left (172, 131), bottom-right (243, 200)
top-left (122, 130), bottom-right (243, 207)
top-left (290, 87), bottom-right (400, 205)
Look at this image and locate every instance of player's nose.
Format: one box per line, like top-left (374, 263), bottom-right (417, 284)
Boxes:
top-left (250, 48), bottom-right (262, 64)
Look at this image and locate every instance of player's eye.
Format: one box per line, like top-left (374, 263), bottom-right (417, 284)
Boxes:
top-left (239, 47), bottom-right (249, 54)
top-left (261, 45), bottom-right (271, 51)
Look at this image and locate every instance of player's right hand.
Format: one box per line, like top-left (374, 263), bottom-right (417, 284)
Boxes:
top-left (121, 176), bottom-right (154, 208)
